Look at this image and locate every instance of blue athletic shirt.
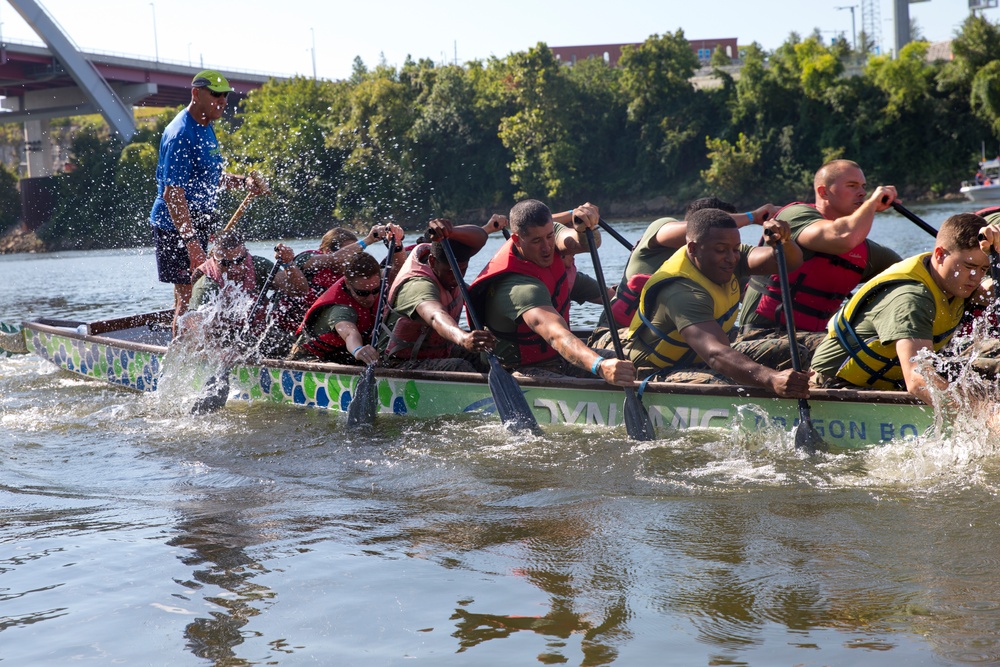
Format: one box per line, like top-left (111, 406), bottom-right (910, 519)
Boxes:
top-left (149, 108), bottom-right (225, 231)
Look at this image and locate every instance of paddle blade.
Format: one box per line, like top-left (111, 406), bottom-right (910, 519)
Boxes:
top-left (191, 373), bottom-right (231, 414)
top-left (487, 357), bottom-right (540, 434)
top-left (794, 403), bottom-right (828, 454)
top-left (0, 322), bottom-right (28, 356)
top-left (622, 388), bottom-right (655, 441)
top-left (347, 364), bottom-right (378, 427)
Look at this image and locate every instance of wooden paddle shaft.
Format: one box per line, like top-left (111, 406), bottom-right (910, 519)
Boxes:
top-left (221, 192), bottom-right (255, 234)
top-left (221, 171), bottom-right (271, 234)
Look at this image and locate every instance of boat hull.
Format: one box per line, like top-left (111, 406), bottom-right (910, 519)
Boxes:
top-left (23, 316), bottom-right (933, 449)
top-left (960, 183), bottom-right (1000, 202)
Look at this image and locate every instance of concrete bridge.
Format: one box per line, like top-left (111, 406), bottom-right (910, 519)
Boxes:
top-left (0, 0), bottom-right (278, 178)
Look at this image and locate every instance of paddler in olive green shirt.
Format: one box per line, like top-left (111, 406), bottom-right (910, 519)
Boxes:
top-left (378, 218), bottom-right (495, 371)
top-left (470, 199), bottom-right (636, 386)
top-left (810, 213), bottom-right (1000, 405)
top-left (480, 218), bottom-right (577, 366)
top-left (739, 203), bottom-right (901, 327)
top-left (738, 160), bottom-right (902, 338)
top-left (622, 208), bottom-right (811, 398)
top-left (600, 198), bottom-right (777, 331)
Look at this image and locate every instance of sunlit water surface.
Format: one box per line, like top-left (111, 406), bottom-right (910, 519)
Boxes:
top-left (3, 203), bottom-right (1000, 666)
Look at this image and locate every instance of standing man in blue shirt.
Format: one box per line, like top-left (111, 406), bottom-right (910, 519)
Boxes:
top-left (149, 70), bottom-right (265, 335)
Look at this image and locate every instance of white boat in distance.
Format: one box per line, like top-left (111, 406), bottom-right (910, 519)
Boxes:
top-left (960, 158), bottom-right (1000, 202)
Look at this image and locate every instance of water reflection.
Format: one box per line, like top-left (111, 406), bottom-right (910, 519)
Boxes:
top-left (167, 488), bottom-right (278, 664)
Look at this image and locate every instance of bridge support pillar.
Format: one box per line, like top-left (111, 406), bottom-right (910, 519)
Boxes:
top-left (23, 119), bottom-right (54, 178)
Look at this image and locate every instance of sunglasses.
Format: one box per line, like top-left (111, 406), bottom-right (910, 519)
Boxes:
top-left (349, 284), bottom-right (380, 298)
top-left (207, 89), bottom-right (229, 99)
top-left (217, 253), bottom-right (247, 267)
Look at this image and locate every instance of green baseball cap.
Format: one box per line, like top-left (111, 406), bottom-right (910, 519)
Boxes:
top-left (191, 70), bottom-right (234, 93)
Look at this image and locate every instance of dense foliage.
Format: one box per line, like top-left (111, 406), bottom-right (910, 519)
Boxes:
top-left (0, 163), bottom-right (19, 231)
top-left (6, 16), bottom-right (1000, 248)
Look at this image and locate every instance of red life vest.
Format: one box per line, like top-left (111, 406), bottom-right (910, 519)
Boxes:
top-left (384, 244), bottom-right (463, 360)
top-left (468, 238), bottom-right (571, 365)
top-left (610, 273), bottom-right (650, 327)
top-left (297, 249), bottom-right (344, 293)
top-left (975, 206), bottom-right (1000, 218)
top-left (272, 250), bottom-right (349, 334)
top-left (296, 277), bottom-right (376, 359)
top-left (752, 202), bottom-right (869, 332)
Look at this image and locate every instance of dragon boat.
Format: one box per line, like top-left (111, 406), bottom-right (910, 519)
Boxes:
top-left (1, 311), bottom-right (933, 449)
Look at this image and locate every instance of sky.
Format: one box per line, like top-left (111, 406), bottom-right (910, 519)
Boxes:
top-left (0, 0), bottom-right (995, 81)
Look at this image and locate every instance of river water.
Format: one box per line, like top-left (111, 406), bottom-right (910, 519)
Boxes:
top-left (3, 202), bottom-right (1000, 666)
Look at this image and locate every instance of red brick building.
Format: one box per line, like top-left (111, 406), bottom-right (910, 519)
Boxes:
top-left (550, 38), bottom-right (738, 67)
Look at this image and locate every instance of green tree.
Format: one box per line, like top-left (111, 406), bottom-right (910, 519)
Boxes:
top-left (710, 45), bottom-right (731, 68)
top-left (410, 63), bottom-right (512, 216)
top-left (701, 132), bottom-right (764, 202)
top-left (943, 14), bottom-right (1000, 90)
top-left (39, 126), bottom-right (121, 249)
top-left (229, 76), bottom-right (346, 237)
top-left (794, 36), bottom-right (844, 100)
top-left (563, 56), bottom-right (637, 200)
top-left (494, 43), bottom-right (582, 201)
top-left (324, 63), bottom-right (424, 223)
top-left (866, 41), bottom-right (932, 117)
top-left (619, 30), bottom-right (702, 190)
top-left (113, 141), bottom-right (158, 246)
top-left (0, 163), bottom-right (19, 230)
top-left (971, 60), bottom-right (1000, 137)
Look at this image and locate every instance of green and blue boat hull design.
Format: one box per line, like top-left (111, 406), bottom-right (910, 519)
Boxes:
top-left (22, 314), bottom-right (932, 448)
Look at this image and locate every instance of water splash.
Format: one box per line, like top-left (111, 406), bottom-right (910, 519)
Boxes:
top-left (154, 287), bottom-right (263, 416)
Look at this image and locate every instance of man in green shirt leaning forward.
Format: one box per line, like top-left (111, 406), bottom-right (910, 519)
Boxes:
top-left (621, 207), bottom-right (811, 398)
top-left (379, 218), bottom-right (496, 372)
top-left (810, 212), bottom-right (1000, 405)
top-left (468, 199), bottom-right (636, 386)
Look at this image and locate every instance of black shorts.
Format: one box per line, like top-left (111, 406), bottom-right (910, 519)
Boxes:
top-left (152, 216), bottom-right (214, 285)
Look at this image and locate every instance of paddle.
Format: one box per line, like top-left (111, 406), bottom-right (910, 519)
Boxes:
top-left (597, 218), bottom-right (636, 251)
top-left (769, 233), bottom-right (828, 454)
top-left (581, 226), bottom-right (654, 440)
top-left (0, 321), bottom-right (28, 356)
top-left (221, 171), bottom-right (271, 234)
top-left (346, 239), bottom-right (395, 427)
top-left (890, 201), bottom-right (938, 237)
top-left (191, 249), bottom-right (284, 414)
top-left (440, 237), bottom-right (540, 434)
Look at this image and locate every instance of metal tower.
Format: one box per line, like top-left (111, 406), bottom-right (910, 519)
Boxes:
top-left (861, 0), bottom-right (882, 55)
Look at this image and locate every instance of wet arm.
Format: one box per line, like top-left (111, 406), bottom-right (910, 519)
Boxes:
top-left (680, 321), bottom-right (809, 398)
top-left (415, 300), bottom-right (493, 352)
top-left (797, 186), bottom-right (894, 255)
top-left (521, 305), bottom-right (634, 385)
top-left (896, 337), bottom-right (943, 406)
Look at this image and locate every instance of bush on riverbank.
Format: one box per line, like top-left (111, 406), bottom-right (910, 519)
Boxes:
top-left (5, 15), bottom-right (1000, 252)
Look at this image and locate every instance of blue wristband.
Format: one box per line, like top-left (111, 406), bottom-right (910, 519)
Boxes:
top-left (746, 210), bottom-right (754, 223)
top-left (591, 357), bottom-right (605, 376)
top-left (357, 239), bottom-right (368, 251)
top-left (352, 345), bottom-right (364, 357)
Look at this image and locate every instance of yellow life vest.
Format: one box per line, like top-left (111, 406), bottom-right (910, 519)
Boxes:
top-left (830, 253), bottom-right (965, 390)
top-left (626, 247), bottom-right (741, 370)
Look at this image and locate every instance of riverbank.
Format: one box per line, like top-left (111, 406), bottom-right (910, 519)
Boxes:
top-left (0, 227), bottom-right (44, 254)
